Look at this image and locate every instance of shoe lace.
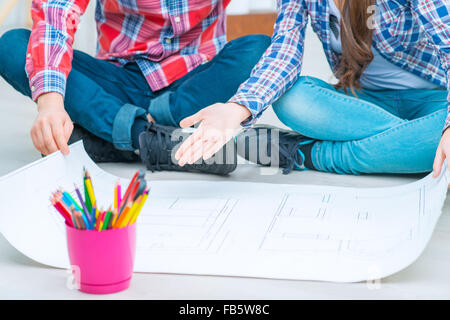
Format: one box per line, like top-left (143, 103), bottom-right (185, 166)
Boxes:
top-left (281, 139), bottom-right (314, 175)
top-left (145, 124), bottom-right (181, 171)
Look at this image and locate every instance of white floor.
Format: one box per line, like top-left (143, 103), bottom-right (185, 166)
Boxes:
top-left (1, 25), bottom-right (450, 299)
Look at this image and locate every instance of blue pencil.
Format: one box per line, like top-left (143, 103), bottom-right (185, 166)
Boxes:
top-left (61, 192), bottom-right (73, 208)
top-left (62, 191), bottom-right (82, 212)
top-left (91, 206), bottom-right (97, 227)
top-left (70, 205), bottom-right (89, 230)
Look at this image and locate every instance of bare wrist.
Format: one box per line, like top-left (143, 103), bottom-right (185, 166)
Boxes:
top-left (37, 92), bottom-right (64, 111)
top-left (229, 102), bottom-right (252, 122)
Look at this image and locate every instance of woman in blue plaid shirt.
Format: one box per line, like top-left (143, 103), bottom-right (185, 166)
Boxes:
top-left (176, 0), bottom-right (450, 177)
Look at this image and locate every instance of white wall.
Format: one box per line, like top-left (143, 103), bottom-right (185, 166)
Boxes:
top-left (0, 0), bottom-right (276, 54)
top-left (228, 0), bottom-right (276, 14)
top-left (0, 0), bottom-right (333, 82)
top-left (0, 0), bottom-right (28, 27)
top-left (0, 0), bottom-right (277, 27)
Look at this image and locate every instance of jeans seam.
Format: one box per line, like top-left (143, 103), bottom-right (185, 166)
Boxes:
top-left (148, 91), bottom-right (178, 126)
top-left (312, 142), bottom-right (323, 171)
top-left (399, 98), bottom-right (447, 102)
top-left (112, 104), bottom-right (147, 150)
top-left (352, 109), bottom-right (445, 146)
top-left (302, 81), bottom-right (404, 124)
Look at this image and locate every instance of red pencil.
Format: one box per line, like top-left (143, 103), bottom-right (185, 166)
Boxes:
top-left (51, 199), bottom-right (73, 227)
top-left (120, 171), bottom-right (141, 211)
top-left (54, 199), bottom-right (71, 218)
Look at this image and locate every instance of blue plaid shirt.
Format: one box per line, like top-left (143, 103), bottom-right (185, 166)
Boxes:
top-left (230, 0), bottom-right (450, 130)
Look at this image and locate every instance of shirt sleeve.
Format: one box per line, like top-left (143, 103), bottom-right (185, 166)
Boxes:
top-left (228, 0), bottom-right (308, 127)
top-left (26, 0), bottom-right (90, 101)
top-left (411, 0), bottom-right (450, 131)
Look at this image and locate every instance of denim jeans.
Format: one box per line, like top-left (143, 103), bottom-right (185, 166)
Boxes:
top-left (273, 76), bottom-right (448, 174)
top-left (0, 29), bottom-right (270, 151)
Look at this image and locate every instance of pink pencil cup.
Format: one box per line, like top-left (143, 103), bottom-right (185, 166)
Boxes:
top-left (65, 223), bottom-right (136, 294)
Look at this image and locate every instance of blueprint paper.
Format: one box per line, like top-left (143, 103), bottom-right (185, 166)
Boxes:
top-left (0, 141), bottom-right (448, 282)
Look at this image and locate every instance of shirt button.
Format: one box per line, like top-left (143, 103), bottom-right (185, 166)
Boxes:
top-left (174, 16), bottom-right (181, 23)
top-left (31, 86), bottom-right (35, 92)
top-left (165, 38), bottom-right (171, 44)
top-left (27, 53), bottom-right (31, 58)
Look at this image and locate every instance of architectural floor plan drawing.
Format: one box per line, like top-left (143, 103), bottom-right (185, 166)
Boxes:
top-left (0, 141), bottom-right (448, 282)
top-left (137, 196), bottom-right (238, 253)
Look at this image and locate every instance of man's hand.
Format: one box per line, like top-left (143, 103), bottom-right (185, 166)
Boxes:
top-left (31, 92), bottom-right (73, 156)
top-left (175, 102), bottom-right (251, 166)
top-left (433, 128), bottom-right (450, 177)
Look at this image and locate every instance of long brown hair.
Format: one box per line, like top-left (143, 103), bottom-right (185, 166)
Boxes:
top-left (334, 0), bottom-right (375, 95)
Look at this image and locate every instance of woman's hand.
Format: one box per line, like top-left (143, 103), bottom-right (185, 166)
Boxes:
top-left (433, 128), bottom-right (450, 178)
top-left (175, 102), bottom-right (251, 166)
top-left (31, 92), bottom-right (73, 156)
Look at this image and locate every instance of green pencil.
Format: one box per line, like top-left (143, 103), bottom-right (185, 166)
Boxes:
top-left (102, 210), bottom-right (112, 230)
top-left (83, 171), bottom-right (92, 213)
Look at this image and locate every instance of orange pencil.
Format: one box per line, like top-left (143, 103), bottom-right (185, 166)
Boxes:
top-left (111, 208), bottom-right (119, 226)
top-left (114, 203), bottom-right (132, 228)
top-left (120, 197), bottom-right (142, 228)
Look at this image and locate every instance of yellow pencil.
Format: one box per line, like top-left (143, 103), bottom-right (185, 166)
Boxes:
top-left (119, 199), bottom-right (141, 228)
top-left (114, 180), bottom-right (118, 211)
top-left (86, 179), bottom-right (96, 207)
top-left (98, 215), bottom-right (104, 231)
top-left (114, 203), bottom-right (132, 228)
top-left (129, 193), bottom-right (148, 225)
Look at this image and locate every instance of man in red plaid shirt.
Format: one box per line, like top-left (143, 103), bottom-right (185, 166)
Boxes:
top-left (0, 0), bottom-right (270, 175)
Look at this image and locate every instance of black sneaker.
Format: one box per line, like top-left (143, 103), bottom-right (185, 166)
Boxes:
top-left (236, 125), bottom-right (315, 174)
top-left (138, 122), bottom-right (237, 175)
top-left (68, 124), bottom-right (140, 163)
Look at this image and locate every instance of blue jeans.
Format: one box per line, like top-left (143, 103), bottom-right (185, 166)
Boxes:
top-left (0, 29), bottom-right (270, 151)
top-left (273, 76), bottom-right (448, 174)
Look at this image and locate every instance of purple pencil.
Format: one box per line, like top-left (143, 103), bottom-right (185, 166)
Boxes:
top-left (74, 183), bottom-right (92, 228)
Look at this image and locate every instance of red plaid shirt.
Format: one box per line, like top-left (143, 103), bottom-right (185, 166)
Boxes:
top-left (26, 0), bottom-right (230, 101)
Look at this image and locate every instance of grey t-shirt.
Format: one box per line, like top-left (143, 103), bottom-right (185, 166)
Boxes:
top-left (328, 0), bottom-right (439, 90)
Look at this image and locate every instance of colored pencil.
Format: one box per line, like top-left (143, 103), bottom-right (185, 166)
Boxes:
top-left (91, 205), bottom-right (96, 227)
top-left (95, 209), bottom-right (104, 230)
top-left (85, 175), bottom-right (96, 208)
top-left (129, 191), bottom-right (149, 226)
top-left (84, 190), bottom-right (92, 212)
top-left (114, 180), bottom-right (118, 211)
top-left (119, 170), bottom-right (143, 211)
top-left (55, 198), bottom-right (72, 219)
top-left (63, 191), bottom-right (82, 213)
top-left (51, 199), bottom-right (73, 227)
top-left (72, 205), bottom-right (89, 230)
top-left (102, 209), bottom-right (112, 231)
top-left (115, 203), bottom-right (132, 228)
top-left (117, 182), bottom-right (122, 211)
top-left (71, 212), bottom-right (78, 229)
top-left (108, 211), bottom-right (116, 229)
top-left (111, 209), bottom-right (119, 226)
top-left (120, 198), bottom-right (141, 228)
top-left (76, 211), bottom-right (86, 230)
top-left (61, 192), bottom-right (74, 209)
top-left (74, 184), bottom-right (92, 229)
top-left (50, 169), bottom-right (148, 230)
